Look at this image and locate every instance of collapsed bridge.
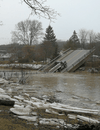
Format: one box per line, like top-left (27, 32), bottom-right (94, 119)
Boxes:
top-left (39, 48), bottom-right (95, 73)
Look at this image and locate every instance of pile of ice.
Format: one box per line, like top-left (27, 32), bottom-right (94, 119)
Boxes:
top-left (0, 78), bottom-right (100, 128)
top-left (0, 64), bottom-right (42, 69)
top-left (0, 84), bottom-right (15, 106)
top-left (9, 94), bottom-right (100, 127)
top-left (0, 78), bottom-right (9, 85)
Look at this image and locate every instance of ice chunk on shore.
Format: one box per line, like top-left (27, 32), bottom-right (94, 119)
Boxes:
top-left (10, 107), bottom-right (31, 116)
top-left (77, 115), bottom-right (100, 124)
top-left (18, 116), bottom-right (37, 122)
top-left (0, 94), bottom-right (11, 100)
top-left (0, 78), bottom-right (8, 85)
top-left (39, 118), bottom-right (67, 126)
top-left (0, 88), bottom-right (6, 94)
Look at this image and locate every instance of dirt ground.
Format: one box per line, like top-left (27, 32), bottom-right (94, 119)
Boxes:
top-left (0, 105), bottom-right (38, 130)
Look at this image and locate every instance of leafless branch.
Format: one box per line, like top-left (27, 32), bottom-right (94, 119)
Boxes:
top-left (23, 0), bottom-right (59, 21)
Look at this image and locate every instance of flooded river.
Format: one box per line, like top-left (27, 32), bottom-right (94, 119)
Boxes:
top-left (28, 72), bottom-right (100, 109)
top-left (0, 69), bottom-right (100, 109)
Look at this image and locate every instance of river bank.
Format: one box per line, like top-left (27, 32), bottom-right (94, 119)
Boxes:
top-left (0, 78), bottom-right (100, 130)
top-left (0, 105), bottom-right (100, 130)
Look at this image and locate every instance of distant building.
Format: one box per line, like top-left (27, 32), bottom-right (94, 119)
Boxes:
top-left (0, 50), bottom-right (11, 61)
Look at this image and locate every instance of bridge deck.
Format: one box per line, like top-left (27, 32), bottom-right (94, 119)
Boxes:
top-left (41, 48), bottom-right (95, 73)
top-left (61, 50), bottom-right (90, 69)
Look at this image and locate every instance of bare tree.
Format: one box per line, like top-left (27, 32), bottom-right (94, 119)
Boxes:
top-left (95, 33), bottom-right (100, 55)
top-left (79, 29), bottom-right (96, 49)
top-left (88, 30), bottom-right (96, 48)
top-left (96, 33), bottom-right (100, 42)
top-left (22, 0), bottom-right (59, 20)
top-left (79, 29), bottom-right (88, 49)
top-left (11, 20), bottom-right (43, 45)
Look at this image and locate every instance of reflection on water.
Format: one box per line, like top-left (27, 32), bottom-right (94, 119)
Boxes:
top-left (0, 69), bottom-right (100, 109)
top-left (29, 72), bottom-right (100, 101)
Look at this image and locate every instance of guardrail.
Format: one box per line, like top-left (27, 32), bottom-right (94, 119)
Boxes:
top-left (49, 63), bottom-right (61, 72)
top-left (39, 55), bottom-right (61, 71)
top-left (63, 48), bottom-right (71, 54)
top-left (48, 48), bottom-right (71, 65)
top-left (39, 48), bottom-right (71, 71)
top-left (67, 48), bottom-right (95, 72)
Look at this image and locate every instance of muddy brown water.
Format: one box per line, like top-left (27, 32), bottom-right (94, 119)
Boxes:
top-left (0, 69), bottom-right (100, 110)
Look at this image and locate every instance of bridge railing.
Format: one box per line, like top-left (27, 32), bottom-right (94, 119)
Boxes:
top-left (38, 48), bottom-right (71, 71)
top-left (49, 63), bottom-right (61, 72)
top-left (63, 48), bottom-right (71, 54)
top-left (63, 47), bottom-right (95, 72)
top-left (38, 55), bottom-right (60, 71)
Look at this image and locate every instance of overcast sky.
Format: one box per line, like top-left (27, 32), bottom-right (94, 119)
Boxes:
top-left (0, 0), bottom-right (100, 44)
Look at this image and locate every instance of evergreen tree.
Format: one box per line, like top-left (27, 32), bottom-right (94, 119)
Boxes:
top-left (44, 25), bottom-right (57, 43)
top-left (69, 30), bottom-right (80, 49)
top-left (43, 25), bottom-right (58, 59)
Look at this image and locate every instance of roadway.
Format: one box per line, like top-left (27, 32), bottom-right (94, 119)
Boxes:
top-left (60, 50), bottom-right (90, 69)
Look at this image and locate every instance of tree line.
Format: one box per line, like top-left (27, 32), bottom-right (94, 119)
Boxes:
top-left (64, 29), bottom-right (100, 56)
top-left (1, 19), bottom-right (100, 63)
top-left (1, 0), bottom-right (100, 64)
top-left (10, 20), bottom-right (58, 63)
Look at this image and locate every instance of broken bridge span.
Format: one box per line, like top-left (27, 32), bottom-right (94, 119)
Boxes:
top-left (39, 48), bottom-right (95, 73)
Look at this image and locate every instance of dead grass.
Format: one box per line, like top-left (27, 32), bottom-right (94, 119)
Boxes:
top-left (0, 105), bottom-right (37, 130)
